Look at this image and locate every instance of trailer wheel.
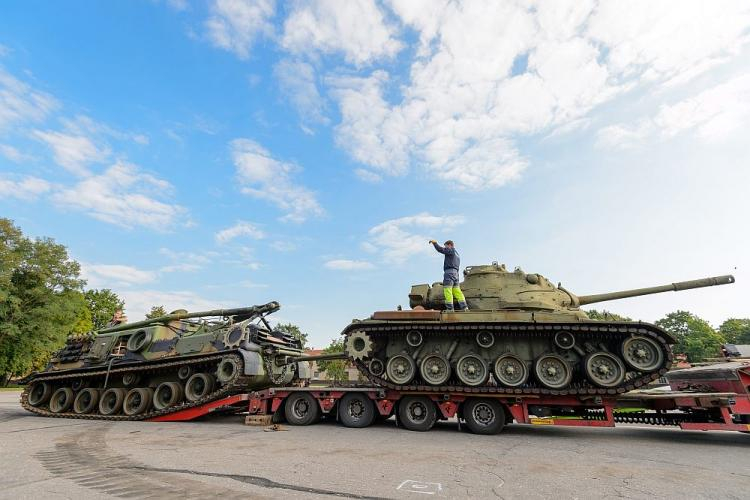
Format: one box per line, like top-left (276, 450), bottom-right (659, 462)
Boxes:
top-left (462, 398), bottom-right (505, 435)
top-left (284, 393), bottom-right (320, 425)
top-left (398, 396), bottom-right (437, 432)
top-left (339, 393), bottom-right (376, 428)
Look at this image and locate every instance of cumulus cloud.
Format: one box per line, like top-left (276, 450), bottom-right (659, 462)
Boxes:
top-left (51, 161), bottom-right (186, 229)
top-left (274, 58), bottom-right (328, 128)
top-left (0, 66), bottom-right (58, 128)
top-left (324, 259), bottom-right (374, 270)
top-left (598, 74), bottom-right (750, 149)
top-left (206, 0), bottom-right (275, 59)
top-left (281, 0), bottom-right (402, 65)
top-left (0, 175), bottom-right (51, 200)
top-left (231, 138), bottom-right (324, 222)
top-left (364, 212), bottom-right (465, 263)
top-left (32, 130), bottom-right (109, 176)
top-left (0, 144), bottom-right (34, 163)
top-left (215, 220), bottom-right (266, 243)
top-left (81, 263), bottom-right (157, 287)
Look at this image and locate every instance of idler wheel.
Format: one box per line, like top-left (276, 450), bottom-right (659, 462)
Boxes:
top-left (534, 354), bottom-right (573, 390)
top-left (585, 352), bottom-right (626, 388)
top-left (338, 393), bottom-right (376, 428)
top-left (284, 392), bottom-right (320, 425)
top-left (99, 388), bottom-right (126, 415)
top-left (123, 388), bottom-right (154, 416)
top-left (216, 356), bottom-right (242, 384)
top-left (554, 331), bottom-right (575, 350)
top-left (406, 330), bottom-right (423, 347)
top-left (49, 387), bottom-right (75, 413)
top-left (462, 398), bottom-right (506, 435)
top-left (153, 382), bottom-right (184, 410)
top-left (27, 382), bottom-right (53, 407)
top-left (185, 373), bottom-right (215, 402)
top-left (456, 354), bottom-right (489, 387)
top-left (476, 331), bottom-right (495, 348)
top-left (386, 354), bottom-right (416, 385)
top-left (368, 358), bottom-right (385, 377)
top-left (493, 354), bottom-right (528, 387)
top-left (73, 388), bottom-right (100, 414)
top-left (127, 330), bottom-right (152, 352)
top-left (398, 396), bottom-right (436, 432)
top-left (621, 336), bottom-right (663, 372)
top-left (420, 354), bottom-right (451, 386)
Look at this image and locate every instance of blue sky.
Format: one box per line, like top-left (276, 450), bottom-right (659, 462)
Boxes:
top-left (1, 1), bottom-right (748, 348)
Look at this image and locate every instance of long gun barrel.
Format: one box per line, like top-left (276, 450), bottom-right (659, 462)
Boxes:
top-left (98, 301), bottom-right (280, 334)
top-left (576, 275), bottom-right (735, 306)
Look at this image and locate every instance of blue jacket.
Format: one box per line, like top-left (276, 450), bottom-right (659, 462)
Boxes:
top-left (432, 242), bottom-right (460, 272)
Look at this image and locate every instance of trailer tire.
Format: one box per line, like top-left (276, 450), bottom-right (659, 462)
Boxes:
top-left (339, 393), bottom-right (376, 428)
top-left (398, 396), bottom-right (437, 432)
top-left (462, 398), bottom-right (505, 435)
top-left (284, 393), bottom-right (320, 425)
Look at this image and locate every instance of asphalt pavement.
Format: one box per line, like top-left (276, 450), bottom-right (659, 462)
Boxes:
top-left (1, 391), bottom-right (749, 499)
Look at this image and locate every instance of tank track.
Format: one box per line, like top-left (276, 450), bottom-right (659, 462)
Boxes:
top-left (346, 322), bottom-right (673, 396)
top-left (20, 352), bottom-right (248, 421)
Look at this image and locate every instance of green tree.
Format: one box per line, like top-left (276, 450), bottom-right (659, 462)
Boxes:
top-left (146, 305), bottom-right (167, 319)
top-left (656, 310), bottom-right (725, 362)
top-left (0, 218), bottom-right (87, 383)
top-left (584, 309), bottom-right (633, 321)
top-left (318, 338), bottom-right (347, 382)
top-left (85, 289), bottom-right (125, 330)
top-left (719, 318), bottom-right (750, 345)
top-left (275, 322), bottom-right (308, 348)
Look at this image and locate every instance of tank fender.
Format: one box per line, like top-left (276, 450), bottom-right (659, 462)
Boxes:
top-left (237, 349), bottom-right (264, 376)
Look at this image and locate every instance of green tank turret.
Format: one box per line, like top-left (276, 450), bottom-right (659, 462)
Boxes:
top-left (341, 264), bottom-right (735, 395)
top-left (22, 302), bottom-right (309, 420)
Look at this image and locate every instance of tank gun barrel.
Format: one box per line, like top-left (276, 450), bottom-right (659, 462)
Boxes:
top-left (576, 275), bottom-right (734, 306)
top-left (98, 301), bottom-right (280, 333)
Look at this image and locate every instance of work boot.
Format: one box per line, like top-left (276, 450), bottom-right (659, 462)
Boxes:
top-left (457, 301), bottom-right (468, 311)
top-left (444, 305), bottom-right (455, 312)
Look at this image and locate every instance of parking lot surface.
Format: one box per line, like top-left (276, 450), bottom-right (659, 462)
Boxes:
top-left (2, 391), bottom-right (749, 499)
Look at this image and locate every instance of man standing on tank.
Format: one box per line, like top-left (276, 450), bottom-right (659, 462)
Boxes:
top-left (429, 239), bottom-right (468, 311)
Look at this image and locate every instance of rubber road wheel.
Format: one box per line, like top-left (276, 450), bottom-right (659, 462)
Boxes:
top-left (398, 396), bottom-right (437, 432)
top-left (338, 393), bottom-right (376, 428)
top-left (73, 388), bottom-right (100, 414)
top-left (153, 382), bottom-right (184, 410)
top-left (185, 373), bottom-right (214, 402)
top-left (123, 388), bottom-right (154, 416)
top-left (49, 387), bottom-right (75, 413)
top-left (99, 388), bottom-right (126, 415)
top-left (463, 399), bottom-right (505, 435)
top-left (284, 393), bottom-right (320, 425)
top-left (27, 382), bottom-right (53, 407)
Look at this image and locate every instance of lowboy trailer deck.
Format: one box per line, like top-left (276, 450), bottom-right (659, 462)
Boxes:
top-left (241, 362), bottom-right (750, 434)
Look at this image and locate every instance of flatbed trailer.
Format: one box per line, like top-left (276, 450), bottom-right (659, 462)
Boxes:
top-left (243, 362), bottom-right (750, 435)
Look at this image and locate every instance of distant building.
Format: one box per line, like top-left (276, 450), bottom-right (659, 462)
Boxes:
top-left (304, 348), bottom-right (361, 384)
top-left (723, 344), bottom-right (750, 359)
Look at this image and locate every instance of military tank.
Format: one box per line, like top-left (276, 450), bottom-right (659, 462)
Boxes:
top-left (342, 264), bottom-right (734, 395)
top-left (21, 302), bottom-right (309, 420)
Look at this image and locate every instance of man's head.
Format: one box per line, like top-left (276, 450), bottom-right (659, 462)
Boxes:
top-left (444, 240), bottom-right (454, 248)
top-left (113, 309), bottom-right (124, 320)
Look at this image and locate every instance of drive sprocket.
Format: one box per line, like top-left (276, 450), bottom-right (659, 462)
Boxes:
top-left (345, 331), bottom-right (373, 361)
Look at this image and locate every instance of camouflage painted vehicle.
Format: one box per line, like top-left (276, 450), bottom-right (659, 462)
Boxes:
top-left (22, 302), bottom-right (309, 420)
top-left (342, 264), bottom-right (734, 395)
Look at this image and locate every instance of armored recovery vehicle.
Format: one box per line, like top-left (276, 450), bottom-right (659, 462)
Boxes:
top-left (342, 265), bottom-right (735, 395)
top-left (22, 302), bottom-right (309, 420)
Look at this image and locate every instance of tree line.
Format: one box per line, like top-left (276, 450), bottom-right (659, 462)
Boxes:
top-left (1, 218), bottom-right (748, 384)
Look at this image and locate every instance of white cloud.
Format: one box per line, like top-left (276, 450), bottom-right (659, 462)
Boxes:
top-left (324, 259), bottom-right (375, 270)
top-left (0, 144), bottom-right (34, 163)
top-left (32, 130), bottom-right (109, 176)
top-left (354, 168), bottom-right (382, 183)
top-left (51, 161), bottom-right (186, 229)
top-left (215, 220), bottom-right (266, 243)
top-left (270, 240), bottom-right (296, 252)
top-left (0, 66), bottom-right (58, 129)
top-left (158, 247), bottom-right (213, 273)
top-left (599, 74), bottom-right (750, 149)
top-left (0, 175), bottom-right (51, 200)
top-left (365, 212), bottom-right (465, 263)
top-left (274, 58), bottom-right (328, 127)
top-left (205, 0), bottom-right (275, 59)
top-left (281, 0), bottom-right (402, 65)
top-left (81, 263), bottom-right (157, 288)
top-left (118, 290), bottom-right (235, 322)
top-left (231, 138), bottom-right (324, 222)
